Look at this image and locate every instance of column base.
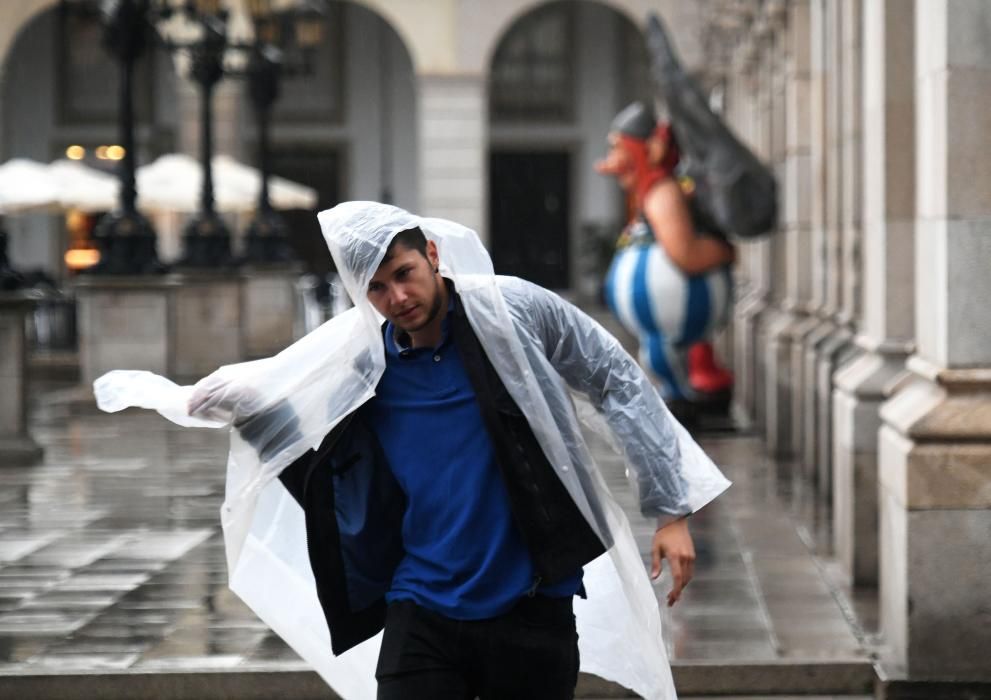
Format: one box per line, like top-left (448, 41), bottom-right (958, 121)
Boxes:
top-left (0, 294), bottom-right (37, 465)
top-left (763, 307), bottom-right (808, 457)
top-left (753, 303), bottom-right (781, 429)
top-left (732, 289), bottom-right (769, 422)
top-left (74, 276), bottom-right (178, 386)
top-left (815, 324), bottom-right (860, 504)
top-left (788, 313), bottom-right (824, 456)
top-left (832, 340), bottom-right (911, 587)
top-left (239, 265), bottom-right (303, 359)
top-left (801, 316), bottom-right (837, 482)
top-left (172, 271), bottom-right (242, 380)
top-left (76, 273), bottom-right (246, 385)
top-left (0, 434), bottom-right (43, 465)
top-left (875, 674), bottom-right (991, 700)
top-left (878, 358), bottom-right (991, 681)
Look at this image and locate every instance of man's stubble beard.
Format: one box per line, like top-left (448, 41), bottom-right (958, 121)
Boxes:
top-left (400, 274), bottom-right (444, 333)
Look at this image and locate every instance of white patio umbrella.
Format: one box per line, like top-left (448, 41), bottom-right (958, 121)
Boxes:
top-left (213, 154), bottom-right (318, 210)
top-left (136, 154), bottom-right (317, 214)
top-left (136, 153), bottom-right (252, 214)
top-left (49, 159), bottom-right (120, 213)
top-left (0, 158), bottom-right (61, 214)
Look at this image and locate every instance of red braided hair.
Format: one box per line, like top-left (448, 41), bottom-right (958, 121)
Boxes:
top-left (619, 123), bottom-right (680, 220)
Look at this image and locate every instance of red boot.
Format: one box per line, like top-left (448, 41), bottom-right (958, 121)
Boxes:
top-left (687, 341), bottom-right (733, 396)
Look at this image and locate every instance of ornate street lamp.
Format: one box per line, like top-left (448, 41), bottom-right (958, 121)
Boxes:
top-left (87, 0), bottom-right (163, 275)
top-left (158, 0), bottom-right (323, 268)
top-left (241, 0), bottom-right (324, 264)
top-left (157, 0), bottom-right (237, 268)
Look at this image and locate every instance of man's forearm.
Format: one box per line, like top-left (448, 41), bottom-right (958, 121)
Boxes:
top-left (235, 399), bottom-right (303, 463)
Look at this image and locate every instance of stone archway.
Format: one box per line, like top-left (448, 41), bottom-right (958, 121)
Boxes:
top-left (0, 0), bottom-right (60, 158)
top-left (484, 0), bottom-right (656, 290)
top-left (265, 0), bottom-right (419, 273)
top-left (470, 0), bottom-right (707, 78)
top-left (0, 0), bottom-right (59, 75)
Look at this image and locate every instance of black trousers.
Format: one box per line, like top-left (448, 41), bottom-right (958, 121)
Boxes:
top-left (375, 596), bottom-right (580, 700)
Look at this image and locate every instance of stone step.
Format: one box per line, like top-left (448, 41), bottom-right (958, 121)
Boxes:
top-left (590, 660), bottom-right (875, 696)
top-left (0, 659), bottom-right (876, 699)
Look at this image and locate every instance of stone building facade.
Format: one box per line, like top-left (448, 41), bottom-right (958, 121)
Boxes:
top-left (0, 0), bottom-right (704, 284)
top-left (710, 0), bottom-right (991, 688)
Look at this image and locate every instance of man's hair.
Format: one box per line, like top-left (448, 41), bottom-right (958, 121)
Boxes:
top-left (382, 227), bottom-right (428, 264)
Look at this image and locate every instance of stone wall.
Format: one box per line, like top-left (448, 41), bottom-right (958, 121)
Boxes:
top-left (713, 0), bottom-right (991, 686)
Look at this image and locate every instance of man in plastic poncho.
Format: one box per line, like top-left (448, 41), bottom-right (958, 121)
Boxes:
top-left (94, 201), bottom-right (730, 700)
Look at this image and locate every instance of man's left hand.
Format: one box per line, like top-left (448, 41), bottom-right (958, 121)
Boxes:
top-left (651, 517), bottom-right (695, 607)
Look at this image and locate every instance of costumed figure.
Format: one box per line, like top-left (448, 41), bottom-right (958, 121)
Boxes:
top-left (597, 102), bottom-right (735, 413)
top-left (598, 12), bottom-right (779, 419)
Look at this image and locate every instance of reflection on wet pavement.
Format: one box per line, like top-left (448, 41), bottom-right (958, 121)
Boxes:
top-left (0, 385), bottom-right (868, 678)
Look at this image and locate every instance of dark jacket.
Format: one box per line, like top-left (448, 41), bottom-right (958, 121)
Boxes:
top-left (271, 291), bottom-right (607, 655)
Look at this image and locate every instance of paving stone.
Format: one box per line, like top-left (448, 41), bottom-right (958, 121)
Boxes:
top-left (0, 635), bottom-right (58, 662)
top-left (27, 652), bottom-right (144, 670)
top-left (20, 592), bottom-right (121, 610)
top-left (0, 611), bottom-right (96, 635)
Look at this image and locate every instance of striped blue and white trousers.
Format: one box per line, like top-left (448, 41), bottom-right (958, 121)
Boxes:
top-left (604, 242), bottom-right (733, 400)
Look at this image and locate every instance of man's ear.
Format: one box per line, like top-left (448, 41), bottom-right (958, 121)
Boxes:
top-left (425, 240), bottom-right (440, 272)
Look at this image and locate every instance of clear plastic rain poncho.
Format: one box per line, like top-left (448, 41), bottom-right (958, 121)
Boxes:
top-left (94, 201), bottom-right (730, 699)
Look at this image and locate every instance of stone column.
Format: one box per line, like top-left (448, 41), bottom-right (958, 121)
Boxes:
top-left (811, 0), bottom-right (863, 508)
top-left (792, 0), bottom-right (831, 477)
top-left (764, 0), bottom-right (813, 457)
top-left (731, 35), bottom-right (765, 423)
top-left (877, 0), bottom-right (991, 685)
top-left (800, 0), bottom-right (843, 494)
top-left (0, 294), bottom-right (43, 464)
top-left (75, 277), bottom-right (177, 387)
top-left (239, 265), bottom-right (303, 359)
top-left (751, 11), bottom-right (785, 432)
top-left (171, 272), bottom-right (242, 379)
top-left (417, 75), bottom-right (487, 242)
top-left (76, 273), bottom-right (244, 385)
top-left (832, 0), bottom-right (914, 588)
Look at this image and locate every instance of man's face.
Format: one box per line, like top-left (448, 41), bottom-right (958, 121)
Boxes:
top-left (595, 132), bottom-right (669, 192)
top-left (366, 240), bottom-right (443, 334)
top-left (595, 133), bottom-right (637, 191)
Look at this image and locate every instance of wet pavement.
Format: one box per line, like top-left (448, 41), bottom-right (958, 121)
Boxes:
top-left (0, 365), bottom-right (875, 696)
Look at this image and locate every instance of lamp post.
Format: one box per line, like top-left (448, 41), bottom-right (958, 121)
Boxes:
top-left (89, 0), bottom-right (163, 275)
top-left (158, 0), bottom-right (323, 268)
top-left (158, 1), bottom-right (235, 268)
top-left (241, 42), bottom-right (289, 262)
top-left (241, 1), bottom-right (323, 264)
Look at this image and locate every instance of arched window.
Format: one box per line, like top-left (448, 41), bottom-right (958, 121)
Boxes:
top-left (273, 1), bottom-right (345, 124)
top-left (618, 16), bottom-right (650, 108)
top-left (489, 3), bottom-right (575, 123)
top-left (56, 4), bottom-right (155, 125)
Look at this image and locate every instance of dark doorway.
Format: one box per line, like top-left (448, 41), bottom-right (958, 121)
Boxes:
top-left (271, 145), bottom-right (345, 274)
top-left (489, 150), bottom-right (570, 288)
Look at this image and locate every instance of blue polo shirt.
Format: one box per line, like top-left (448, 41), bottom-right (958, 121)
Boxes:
top-left (366, 307), bottom-right (581, 620)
